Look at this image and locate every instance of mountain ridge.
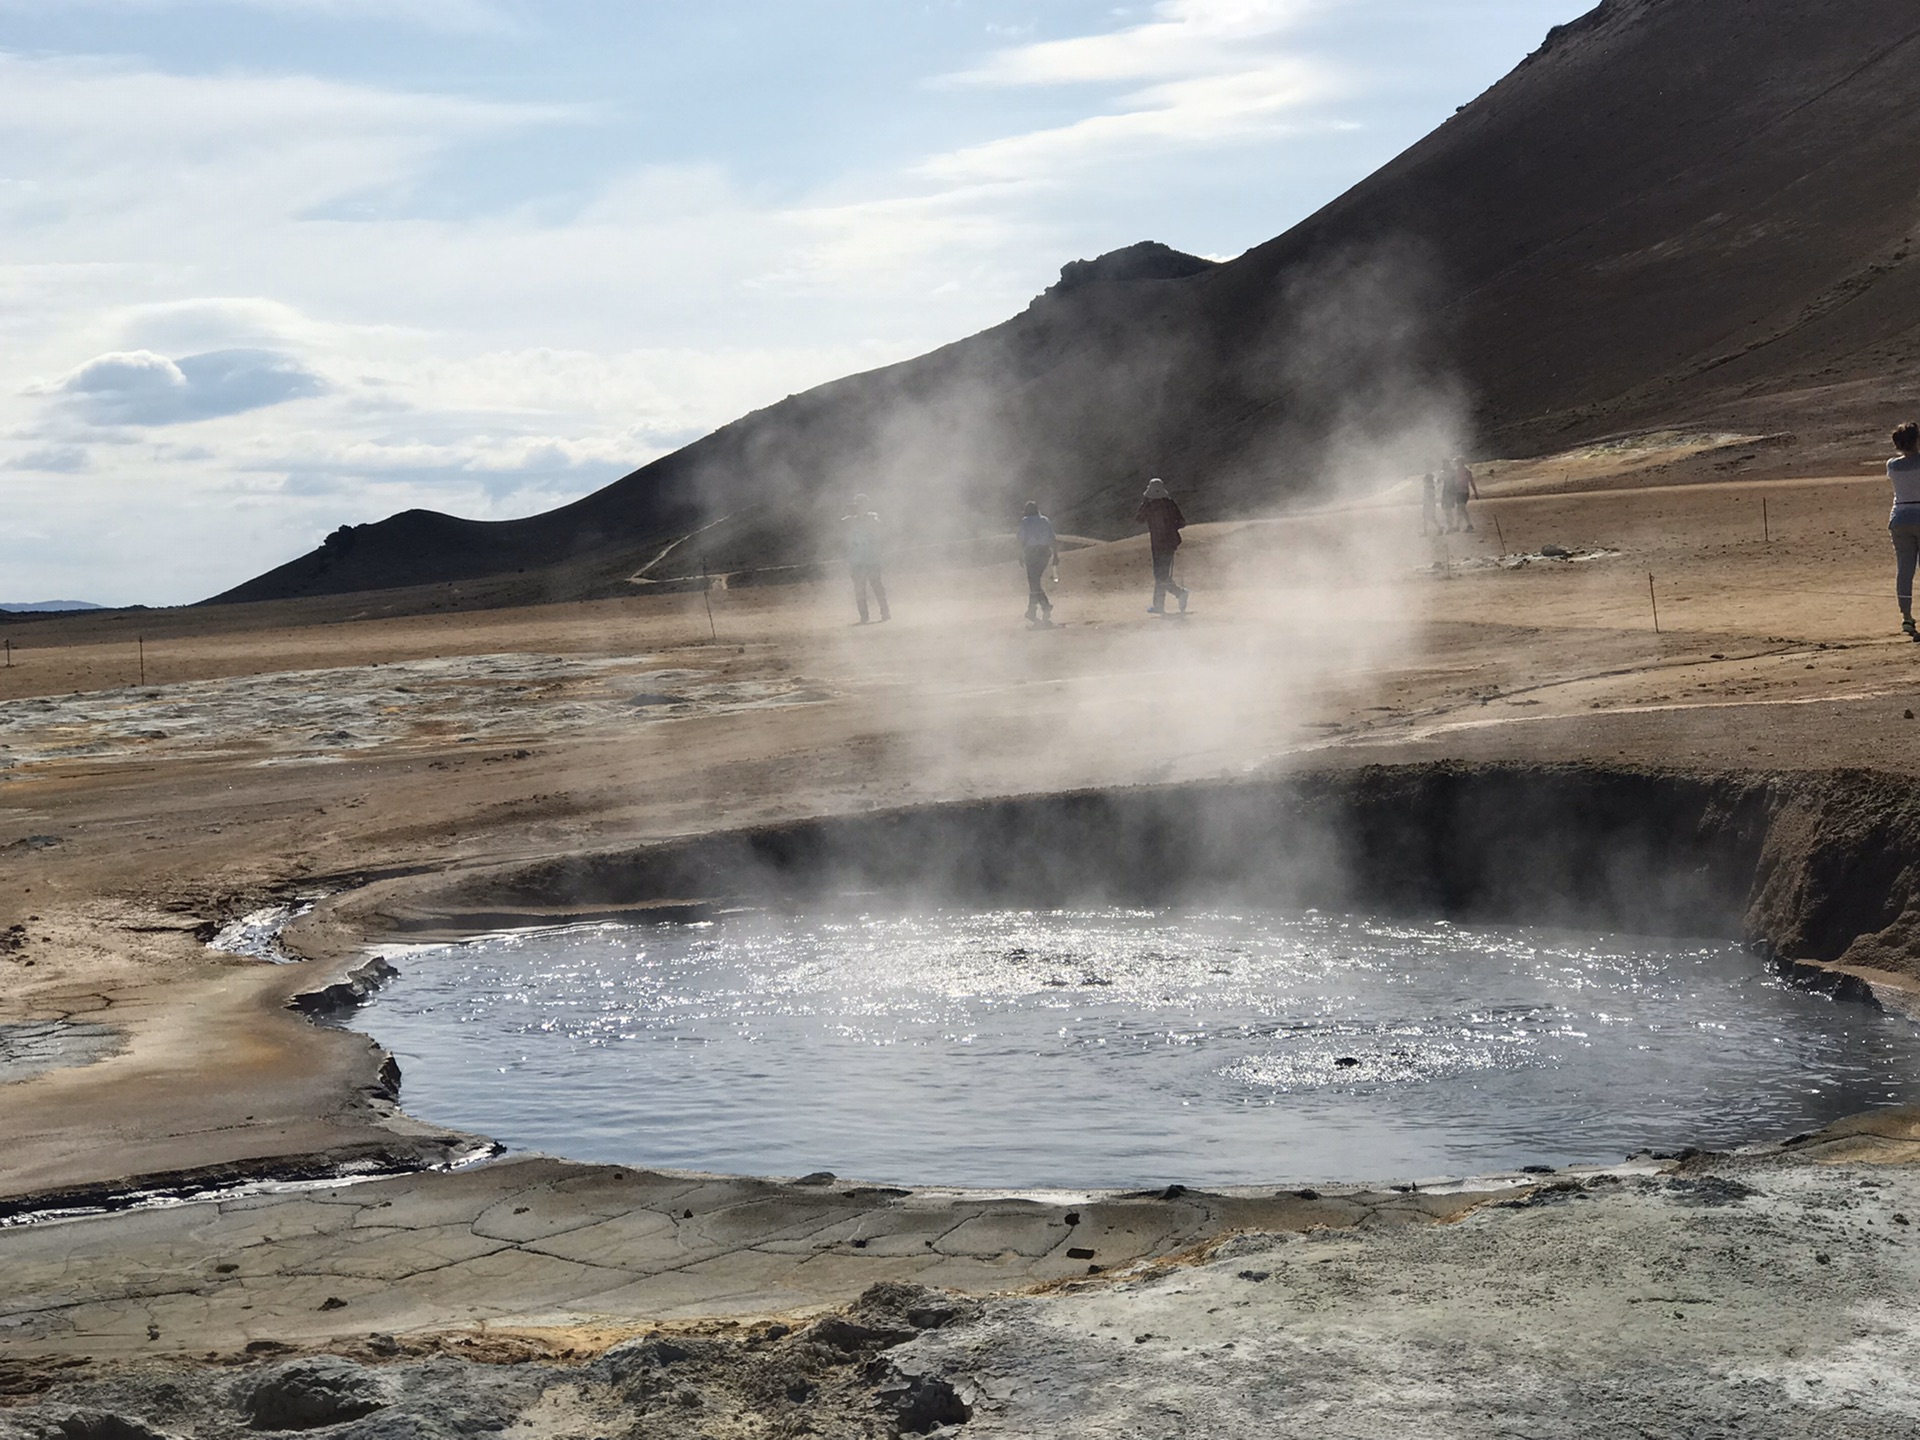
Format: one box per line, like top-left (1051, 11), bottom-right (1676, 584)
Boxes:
top-left (210, 0), bottom-right (1920, 607)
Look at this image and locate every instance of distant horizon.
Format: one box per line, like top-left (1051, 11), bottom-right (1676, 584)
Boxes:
top-left (1, 0), bottom-right (1593, 607)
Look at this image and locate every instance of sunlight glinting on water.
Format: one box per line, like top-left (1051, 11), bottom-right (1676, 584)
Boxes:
top-left (355, 909), bottom-right (1920, 1187)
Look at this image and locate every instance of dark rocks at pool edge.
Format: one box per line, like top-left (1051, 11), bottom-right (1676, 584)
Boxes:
top-left (51, 1415), bottom-right (176, 1440)
top-left (0, 1286), bottom-right (983, 1438)
top-left (287, 956), bottom-right (398, 1019)
top-left (592, 1283), bottom-right (980, 1436)
top-left (243, 1358), bottom-right (392, 1430)
top-left (878, 1373), bottom-right (973, 1435)
top-left (1498, 1181), bottom-right (1588, 1210)
top-left (1663, 1176), bottom-right (1758, 1208)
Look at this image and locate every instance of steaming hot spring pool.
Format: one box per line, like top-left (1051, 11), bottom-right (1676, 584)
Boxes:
top-left (355, 908), bottom-right (1920, 1187)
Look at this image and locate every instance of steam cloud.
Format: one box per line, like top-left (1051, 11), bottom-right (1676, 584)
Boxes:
top-left (789, 240), bottom-right (1469, 805)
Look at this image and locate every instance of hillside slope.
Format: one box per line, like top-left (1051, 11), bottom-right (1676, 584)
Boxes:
top-left (211, 0), bottom-right (1920, 606)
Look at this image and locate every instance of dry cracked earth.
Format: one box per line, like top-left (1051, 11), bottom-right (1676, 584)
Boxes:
top-left (6, 1154), bottom-right (1920, 1438)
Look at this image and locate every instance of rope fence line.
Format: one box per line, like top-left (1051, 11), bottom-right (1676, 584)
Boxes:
top-left (1642, 579), bottom-right (1897, 602)
top-left (1428, 558), bottom-right (1901, 603)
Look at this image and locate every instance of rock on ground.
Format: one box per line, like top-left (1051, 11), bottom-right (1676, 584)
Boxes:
top-left (0, 1284), bottom-right (978, 1440)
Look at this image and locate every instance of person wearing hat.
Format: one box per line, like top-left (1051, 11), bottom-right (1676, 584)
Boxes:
top-left (1134, 478), bottom-right (1189, 614)
top-left (1017, 500), bottom-right (1058, 626)
top-left (843, 494), bottom-right (890, 623)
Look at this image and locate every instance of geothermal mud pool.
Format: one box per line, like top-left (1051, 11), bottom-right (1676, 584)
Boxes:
top-left (353, 909), bottom-right (1920, 1187)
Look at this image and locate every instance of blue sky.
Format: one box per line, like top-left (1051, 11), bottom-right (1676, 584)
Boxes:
top-left (0, 0), bottom-right (1591, 605)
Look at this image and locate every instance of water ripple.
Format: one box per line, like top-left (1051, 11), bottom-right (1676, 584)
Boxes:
top-left (356, 909), bottom-right (1920, 1187)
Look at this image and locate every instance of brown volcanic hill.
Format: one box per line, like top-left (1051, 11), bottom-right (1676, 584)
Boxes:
top-left (210, 0), bottom-right (1920, 607)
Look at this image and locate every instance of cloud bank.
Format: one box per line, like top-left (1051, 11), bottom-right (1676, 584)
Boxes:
top-left (46, 348), bottom-right (325, 426)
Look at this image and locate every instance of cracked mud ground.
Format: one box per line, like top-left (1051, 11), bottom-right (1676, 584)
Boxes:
top-left (5, 1154), bottom-right (1920, 1437)
top-left (0, 1158), bottom-right (1479, 1358)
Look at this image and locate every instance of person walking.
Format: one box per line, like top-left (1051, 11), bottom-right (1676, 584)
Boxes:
top-left (1134, 477), bottom-right (1189, 614)
top-left (1888, 423), bottom-right (1920, 639)
top-left (1017, 500), bottom-right (1058, 626)
top-left (843, 494), bottom-right (890, 623)
top-left (1446, 457), bottom-right (1480, 533)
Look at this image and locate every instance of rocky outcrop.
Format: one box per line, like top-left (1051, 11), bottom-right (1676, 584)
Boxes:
top-left (0, 1282), bottom-right (987, 1440)
top-left (1748, 773), bottom-right (1920, 970)
top-left (287, 957), bottom-right (396, 1018)
top-left (241, 1359), bottom-right (390, 1431)
top-left (1045, 241), bottom-right (1216, 296)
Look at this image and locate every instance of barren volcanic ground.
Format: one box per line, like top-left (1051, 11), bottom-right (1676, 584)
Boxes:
top-left (9, 463), bottom-right (1920, 1435)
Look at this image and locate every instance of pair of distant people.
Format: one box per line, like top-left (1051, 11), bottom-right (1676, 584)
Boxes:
top-left (1019, 480), bottom-right (1189, 624)
top-left (1421, 458), bottom-right (1479, 534)
top-left (840, 478), bottom-right (1192, 627)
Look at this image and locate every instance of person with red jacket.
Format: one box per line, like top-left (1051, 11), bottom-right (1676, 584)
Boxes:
top-left (1134, 477), bottom-right (1189, 614)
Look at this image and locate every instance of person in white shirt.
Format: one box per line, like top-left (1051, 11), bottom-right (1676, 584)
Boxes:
top-left (842, 494), bottom-right (890, 623)
top-left (1017, 501), bottom-right (1058, 625)
top-left (1888, 423), bottom-right (1920, 638)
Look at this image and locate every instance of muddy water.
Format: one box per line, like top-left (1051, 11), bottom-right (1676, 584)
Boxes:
top-left (356, 910), bottom-right (1920, 1187)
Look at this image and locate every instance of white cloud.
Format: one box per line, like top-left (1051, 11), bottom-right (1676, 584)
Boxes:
top-left (0, 0), bottom-right (517, 36)
top-left (90, 297), bottom-right (392, 357)
top-left (40, 347), bottom-right (325, 426)
top-left (924, 1), bottom-right (1342, 182)
top-left (946, 0), bottom-right (1319, 88)
top-left (0, 52), bottom-right (576, 243)
top-left (923, 60), bottom-right (1341, 181)
top-left (0, 51), bottom-right (548, 138)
